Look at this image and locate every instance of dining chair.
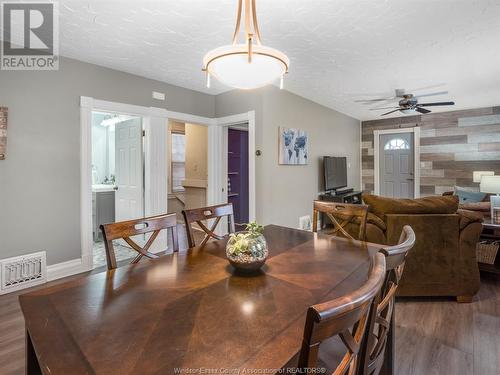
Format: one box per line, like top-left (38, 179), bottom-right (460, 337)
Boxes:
top-left (360, 225), bottom-right (416, 375)
top-left (182, 203), bottom-right (236, 248)
top-left (100, 213), bottom-right (179, 270)
top-left (294, 252), bottom-right (386, 374)
top-left (312, 200), bottom-right (369, 241)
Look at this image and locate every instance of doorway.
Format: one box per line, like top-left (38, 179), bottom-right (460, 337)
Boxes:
top-left (226, 125), bottom-right (249, 227)
top-left (374, 127), bottom-right (420, 198)
top-left (91, 111), bottom-right (144, 268)
top-left (167, 120), bottom-right (209, 222)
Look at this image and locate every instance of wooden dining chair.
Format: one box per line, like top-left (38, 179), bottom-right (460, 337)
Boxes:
top-left (360, 225), bottom-right (416, 375)
top-left (100, 213), bottom-right (179, 270)
top-left (295, 253), bottom-right (386, 375)
top-left (182, 203), bottom-right (236, 248)
top-left (312, 201), bottom-right (369, 241)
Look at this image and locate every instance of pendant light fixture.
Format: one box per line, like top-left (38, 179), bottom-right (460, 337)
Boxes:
top-left (202, 0), bottom-right (289, 90)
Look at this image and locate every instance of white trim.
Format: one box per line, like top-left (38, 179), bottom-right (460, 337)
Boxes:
top-left (166, 110), bottom-right (217, 126)
top-left (216, 111), bottom-right (256, 222)
top-left (359, 120), bottom-right (363, 191)
top-left (374, 127), bottom-right (420, 198)
top-left (47, 258), bottom-right (88, 281)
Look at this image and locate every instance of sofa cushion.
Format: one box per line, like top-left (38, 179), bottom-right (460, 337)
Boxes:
top-left (362, 194), bottom-right (459, 220)
top-left (454, 187), bottom-right (486, 203)
top-left (459, 201), bottom-right (490, 213)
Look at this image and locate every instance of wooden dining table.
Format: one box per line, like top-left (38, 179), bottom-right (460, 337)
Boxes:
top-left (19, 225), bottom-right (390, 375)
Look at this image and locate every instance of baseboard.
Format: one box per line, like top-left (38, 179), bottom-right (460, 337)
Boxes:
top-left (47, 258), bottom-right (89, 281)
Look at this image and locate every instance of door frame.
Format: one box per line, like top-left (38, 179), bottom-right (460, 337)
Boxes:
top-left (81, 96), bottom-right (256, 271)
top-left (81, 96), bottom-right (169, 270)
top-left (373, 127), bottom-right (420, 198)
top-left (217, 112), bottom-right (256, 222)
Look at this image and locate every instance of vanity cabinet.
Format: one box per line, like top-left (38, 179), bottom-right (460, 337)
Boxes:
top-left (92, 191), bottom-right (115, 240)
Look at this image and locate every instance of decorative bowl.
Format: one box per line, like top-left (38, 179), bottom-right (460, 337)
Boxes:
top-left (226, 231), bottom-right (268, 272)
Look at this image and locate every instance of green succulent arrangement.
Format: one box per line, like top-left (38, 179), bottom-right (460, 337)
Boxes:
top-left (227, 221), bottom-right (265, 258)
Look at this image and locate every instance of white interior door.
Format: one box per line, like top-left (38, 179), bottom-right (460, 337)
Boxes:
top-left (379, 132), bottom-right (414, 198)
top-left (115, 118), bottom-right (144, 221)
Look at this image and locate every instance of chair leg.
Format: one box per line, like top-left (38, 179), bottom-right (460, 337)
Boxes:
top-left (456, 295), bottom-right (473, 303)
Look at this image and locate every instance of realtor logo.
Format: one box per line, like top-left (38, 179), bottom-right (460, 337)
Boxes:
top-left (1, 1), bottom-right (59, 70)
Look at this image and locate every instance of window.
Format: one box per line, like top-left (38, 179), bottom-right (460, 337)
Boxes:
top-left (384, 138), bottom-right (410, 150)
top-left (171, 132), bottom-right (186, 192)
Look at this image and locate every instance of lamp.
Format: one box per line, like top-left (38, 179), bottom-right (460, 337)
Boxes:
top-left (473, 170), bottom-right (494, 183)
top-left (202, 0), bottom-right (289, 90)
top-left (480, 175), bottom-right (500, 219)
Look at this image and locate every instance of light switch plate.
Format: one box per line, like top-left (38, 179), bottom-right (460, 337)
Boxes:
top-left (152, 91), bottom-right (165, 100)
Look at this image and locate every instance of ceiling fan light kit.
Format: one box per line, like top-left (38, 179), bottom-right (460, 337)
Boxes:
top-left (202, 0), bottom-right (289, 90)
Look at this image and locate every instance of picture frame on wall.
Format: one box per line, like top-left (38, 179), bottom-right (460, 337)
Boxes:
top-left (278, 126), bottom-right (308, 165)
top-left (0, 107), bottom-right (7, 160)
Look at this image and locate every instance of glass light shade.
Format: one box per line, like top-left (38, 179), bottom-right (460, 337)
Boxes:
top-left (480, 175), bottom-right (500, 194)
top-left (400, 109), bottom-right (416, 114)
top-left (473, 170), bottom-right (494, 183)
top-left (203, 44), bottom-right (289, 90)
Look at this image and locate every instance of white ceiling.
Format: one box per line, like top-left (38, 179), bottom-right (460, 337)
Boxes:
top-left (59, 0), bottom-right (500, 120)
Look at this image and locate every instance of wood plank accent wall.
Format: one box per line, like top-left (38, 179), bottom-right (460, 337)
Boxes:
top-left (361, 106), bottom-right (500, 196)
top-left (0, 107), bottom-right (7, 160)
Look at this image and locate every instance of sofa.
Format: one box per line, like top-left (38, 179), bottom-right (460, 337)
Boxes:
top-left (360, 194), bottom-right (483, 302)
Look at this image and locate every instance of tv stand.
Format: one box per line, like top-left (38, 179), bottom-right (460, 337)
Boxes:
top-left (318, 189), bottom-right (362, 228)
top-left (326, 188), bottom-right (353, 196)
top-left (319, 190), bottom-right (362, 204)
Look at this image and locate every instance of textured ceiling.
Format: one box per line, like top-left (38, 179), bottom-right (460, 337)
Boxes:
top-left (59, 0), bottom-right (500, 120)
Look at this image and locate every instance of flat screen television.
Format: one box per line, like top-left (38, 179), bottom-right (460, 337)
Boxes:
top-left (324, 156), bottom-right (347, 192)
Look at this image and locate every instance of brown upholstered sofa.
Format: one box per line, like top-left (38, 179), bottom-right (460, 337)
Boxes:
top-left (361, 194), bottom-right (483, 302)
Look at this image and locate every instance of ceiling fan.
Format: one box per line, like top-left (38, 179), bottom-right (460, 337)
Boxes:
top-left (356, 89), bottom-right (455, 116)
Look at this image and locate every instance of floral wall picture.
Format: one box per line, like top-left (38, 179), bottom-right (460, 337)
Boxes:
top-left (0, 107), bottom-right (7, 160)
top-left (279, 127), bottom-right (308, 165)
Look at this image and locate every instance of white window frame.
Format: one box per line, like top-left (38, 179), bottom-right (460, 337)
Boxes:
top-left (373, 127), bottom-right (420, 198)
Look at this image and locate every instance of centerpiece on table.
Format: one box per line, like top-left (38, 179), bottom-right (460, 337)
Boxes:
top-left (226, 222), bottom-right (268, 272)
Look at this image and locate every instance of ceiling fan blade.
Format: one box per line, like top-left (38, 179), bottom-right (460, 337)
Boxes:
top-left (414, 91), bottom-right (448, 98)
top-left (418, 101), bottom-right (455, 107)
top-left (415, 107), bottom-right (431, 114)
top-left (381, 109), bottom-right (402, 116)
top-left (409, 83), bottom-right (446, 92)
top-left (369, 106), bottom-right (399, 111)
top-left (354, 98), bottom-right (395, 103)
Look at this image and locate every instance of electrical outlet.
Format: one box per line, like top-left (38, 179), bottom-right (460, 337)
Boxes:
top-left (299, 215), bottom-right (312, 231)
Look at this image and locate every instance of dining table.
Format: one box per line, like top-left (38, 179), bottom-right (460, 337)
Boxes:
top-left (19, 225), bottom-right (391, 375)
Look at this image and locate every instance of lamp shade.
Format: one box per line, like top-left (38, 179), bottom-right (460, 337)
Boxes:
top-left (473, 170), bottom-right (494, 183)
top-left (480, 175), bottom-right (500, 194)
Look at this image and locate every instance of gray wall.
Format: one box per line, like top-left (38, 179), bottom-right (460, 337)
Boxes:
top-left (0, 57), bottom-right (215, 265)
top-left (216, 86), bottom-right (361, 228)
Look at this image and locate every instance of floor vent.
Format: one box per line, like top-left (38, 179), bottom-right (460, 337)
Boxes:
top-left (1, 251), bottom-right (47, 294)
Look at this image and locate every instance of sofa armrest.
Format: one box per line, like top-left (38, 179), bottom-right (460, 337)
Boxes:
top-left (457, 209), bottom-right (484, 231)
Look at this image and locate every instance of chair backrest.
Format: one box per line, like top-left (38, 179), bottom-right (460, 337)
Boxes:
top-left (100, 213), bottom-right (179, 270)
top-left (182, 203), bottom-right (236, 248)
top-left (312, 201), bottom-right (369, 241)
top-left (298, 253), bottom-right (386, 375)
top-left (361, 225), bottom-right (416, 375)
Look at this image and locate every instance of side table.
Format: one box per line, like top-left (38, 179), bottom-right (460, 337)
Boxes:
top-left (478, 218), bottom-right (500, 276)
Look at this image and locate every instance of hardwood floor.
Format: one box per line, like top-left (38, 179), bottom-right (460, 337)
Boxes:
top-left (1, 250), bottom-right (499, 374)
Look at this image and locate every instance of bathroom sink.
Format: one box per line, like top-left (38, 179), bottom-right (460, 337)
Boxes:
top-left (92, 184), bottom-right (116, 192)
